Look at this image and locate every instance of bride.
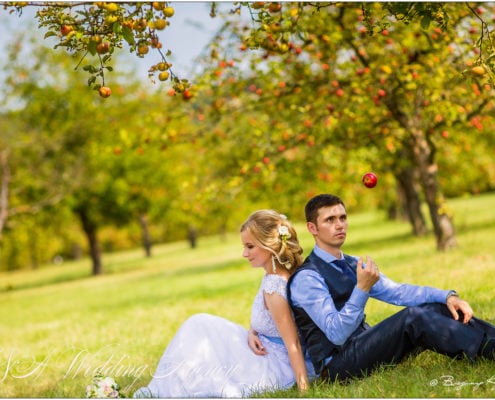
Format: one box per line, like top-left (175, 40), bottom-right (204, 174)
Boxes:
top-left (133, 210), bottom-right (316, 398)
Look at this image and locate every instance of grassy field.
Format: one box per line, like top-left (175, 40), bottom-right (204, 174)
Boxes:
top-left (1, 192), bottom-right (495, 398)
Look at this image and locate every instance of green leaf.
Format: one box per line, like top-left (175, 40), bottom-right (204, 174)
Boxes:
top-left (420, 15), bottom-right (431, 30)
top-left (112, 21), bottom-right (121, 34)
top-left (122, 26), bottom-right (135, 45)
top-left (44, 30), bottom-right (57, 39)
top-left (82, 65), bottom-right (99, 73)
top-left (88, 41), bottom-right (97, 56)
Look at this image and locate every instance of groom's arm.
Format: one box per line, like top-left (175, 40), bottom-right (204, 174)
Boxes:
top-left (290, 269), bottom-right (369, 345)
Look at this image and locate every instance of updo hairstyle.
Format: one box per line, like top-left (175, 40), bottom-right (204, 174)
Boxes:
top-left (240, 209), bottom-right (303, 273)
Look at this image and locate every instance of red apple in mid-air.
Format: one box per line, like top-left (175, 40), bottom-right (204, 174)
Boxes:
top-left (362, 172), bottom-right (377, 188)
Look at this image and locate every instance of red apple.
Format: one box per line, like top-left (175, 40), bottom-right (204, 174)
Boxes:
top-left (182, 89), bottom-right (192, 100)
top-left (268, 2), bottom-right (281, 12)
top-left (96, 41), bottom-right (110, 54)
top-left (362, 172), bottom-right (377, 188)
top-left (61, 25), bottom-right (73, 36)
top-left (98, 86), bottom-right (112, 98)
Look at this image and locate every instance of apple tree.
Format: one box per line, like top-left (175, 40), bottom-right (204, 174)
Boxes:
top-left (0, 32), bottom-right (174, 273)
top-left (187, 2), bottom-right (495, 250)
top-left (3, 1), bottom-right (196, 97)
top-left (4, 1), bottom-right (495, 98)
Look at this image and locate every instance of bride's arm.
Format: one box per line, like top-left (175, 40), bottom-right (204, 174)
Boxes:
top-left (264, 292), bottom-right (309, 392)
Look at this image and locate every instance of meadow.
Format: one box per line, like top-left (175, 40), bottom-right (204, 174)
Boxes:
top-left (1, 192), bottom-right (495, 398)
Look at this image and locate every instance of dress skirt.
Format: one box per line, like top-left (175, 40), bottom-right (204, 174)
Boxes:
top-left (133, 313), bottom-right (312, 398)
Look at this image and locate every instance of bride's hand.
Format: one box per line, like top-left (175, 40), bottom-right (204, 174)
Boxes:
top-left (248, 329), bottom-right (267, 355)
top-left (297, 378), bottom-right (309, 393)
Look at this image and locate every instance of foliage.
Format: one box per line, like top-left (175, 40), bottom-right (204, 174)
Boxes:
top-left (4, 1), bottom-right (191, 95)
top-left (0, 28), bottom-right (247, 271)
top-left (0, 31), bottom-right (186, 271)
top-left (4, 2), bottom-right (495, 97)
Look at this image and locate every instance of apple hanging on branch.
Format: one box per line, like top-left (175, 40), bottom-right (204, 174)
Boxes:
top-left (98, 86), bottom-right (112, 98)
top-left (5, 1), bottom-right (190, 96)
top-left (6, 1), bottom-right (495, 96)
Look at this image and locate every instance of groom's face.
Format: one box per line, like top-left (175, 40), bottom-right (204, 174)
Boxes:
top-left (307, 204), bottom-right (348, 253)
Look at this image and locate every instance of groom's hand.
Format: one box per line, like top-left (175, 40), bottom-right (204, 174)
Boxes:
top-left (356, 256), bottom-right (380, 293)
top-left (447, 295), bottom-right (473, 324)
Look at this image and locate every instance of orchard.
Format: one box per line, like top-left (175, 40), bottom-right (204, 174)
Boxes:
top-left (1, 2), bottom-right (495, 274)
top-left (187, 2), bottom-right (495, 250)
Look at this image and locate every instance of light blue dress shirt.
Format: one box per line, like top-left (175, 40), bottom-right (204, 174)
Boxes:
top-left (290, 245), bottom-right (451, 346)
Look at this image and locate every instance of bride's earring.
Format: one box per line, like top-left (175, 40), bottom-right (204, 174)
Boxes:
top-left (272, 256), bottom-right (277, 274)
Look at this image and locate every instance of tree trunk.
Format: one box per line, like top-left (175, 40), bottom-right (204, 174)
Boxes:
top-left (0, 150), bottom-right (10, 241)
top-left (139, 214), bottom-right (152, 258)
top-left (395, 166), bottom-right (428, 236)
top-left (384, 92), bottom-right (457, 251)
top-left (410, 130), bottom-right (457, 250)
top-left (29, 230), bottom-right (39, 269)
top-left (188, 225), bottom-right (197, 249)
top-left (76, 207), bottom-right (102, 275)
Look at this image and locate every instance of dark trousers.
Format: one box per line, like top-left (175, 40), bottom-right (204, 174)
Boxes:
top-left (324, 303), bottom-right (495, 381)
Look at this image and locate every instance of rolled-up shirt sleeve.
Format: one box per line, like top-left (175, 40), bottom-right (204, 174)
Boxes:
top-left (350, 255), bottom-right (451, 305)
top-left (370, 273), bottom-right (450, 305)
top-left (290, 269), bottom-right (369, 345)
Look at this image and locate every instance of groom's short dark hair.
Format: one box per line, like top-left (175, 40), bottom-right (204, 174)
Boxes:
top-left (305, 194), bottom-right (346, 224)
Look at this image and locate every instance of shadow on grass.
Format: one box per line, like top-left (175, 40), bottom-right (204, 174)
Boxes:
top-left (345, 231), bottom-right (419, 253)
top-left (346, 213), bottom-right (495, 256)
top-left (1, 270), bottom-right (93, 293)
top-left (1, 257), bottom-right (246, 294)
top-left (170, 258), bottom-right (245, 277)
top-left (454, 215), bottom-right (495, 234)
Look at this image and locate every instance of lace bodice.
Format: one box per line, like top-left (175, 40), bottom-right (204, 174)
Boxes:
top-left (250, 274), bottom-right (288, 337)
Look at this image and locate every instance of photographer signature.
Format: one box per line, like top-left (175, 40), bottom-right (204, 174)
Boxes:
top-left (430, 375), bottom-right (495, 391)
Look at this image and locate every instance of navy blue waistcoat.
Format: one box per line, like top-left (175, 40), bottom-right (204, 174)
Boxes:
top-left (287, 251), bottom-right (363, 374)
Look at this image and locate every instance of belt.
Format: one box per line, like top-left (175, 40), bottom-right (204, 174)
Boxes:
top-left (260, 334), bottom-right (285, 345)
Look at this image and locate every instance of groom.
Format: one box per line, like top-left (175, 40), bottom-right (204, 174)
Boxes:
top-left (288, 193), bottom-right (495, 381)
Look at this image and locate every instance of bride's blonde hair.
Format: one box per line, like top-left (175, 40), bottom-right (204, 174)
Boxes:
top-left (240, 209), bottom-right (303, 273)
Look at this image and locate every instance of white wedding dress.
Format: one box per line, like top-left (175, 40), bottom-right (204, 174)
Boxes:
top-left (133, 274), bottom-right (315, 398)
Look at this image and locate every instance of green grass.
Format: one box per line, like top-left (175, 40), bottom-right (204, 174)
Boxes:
top-left (1, 193), bottom-right (495, 398)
